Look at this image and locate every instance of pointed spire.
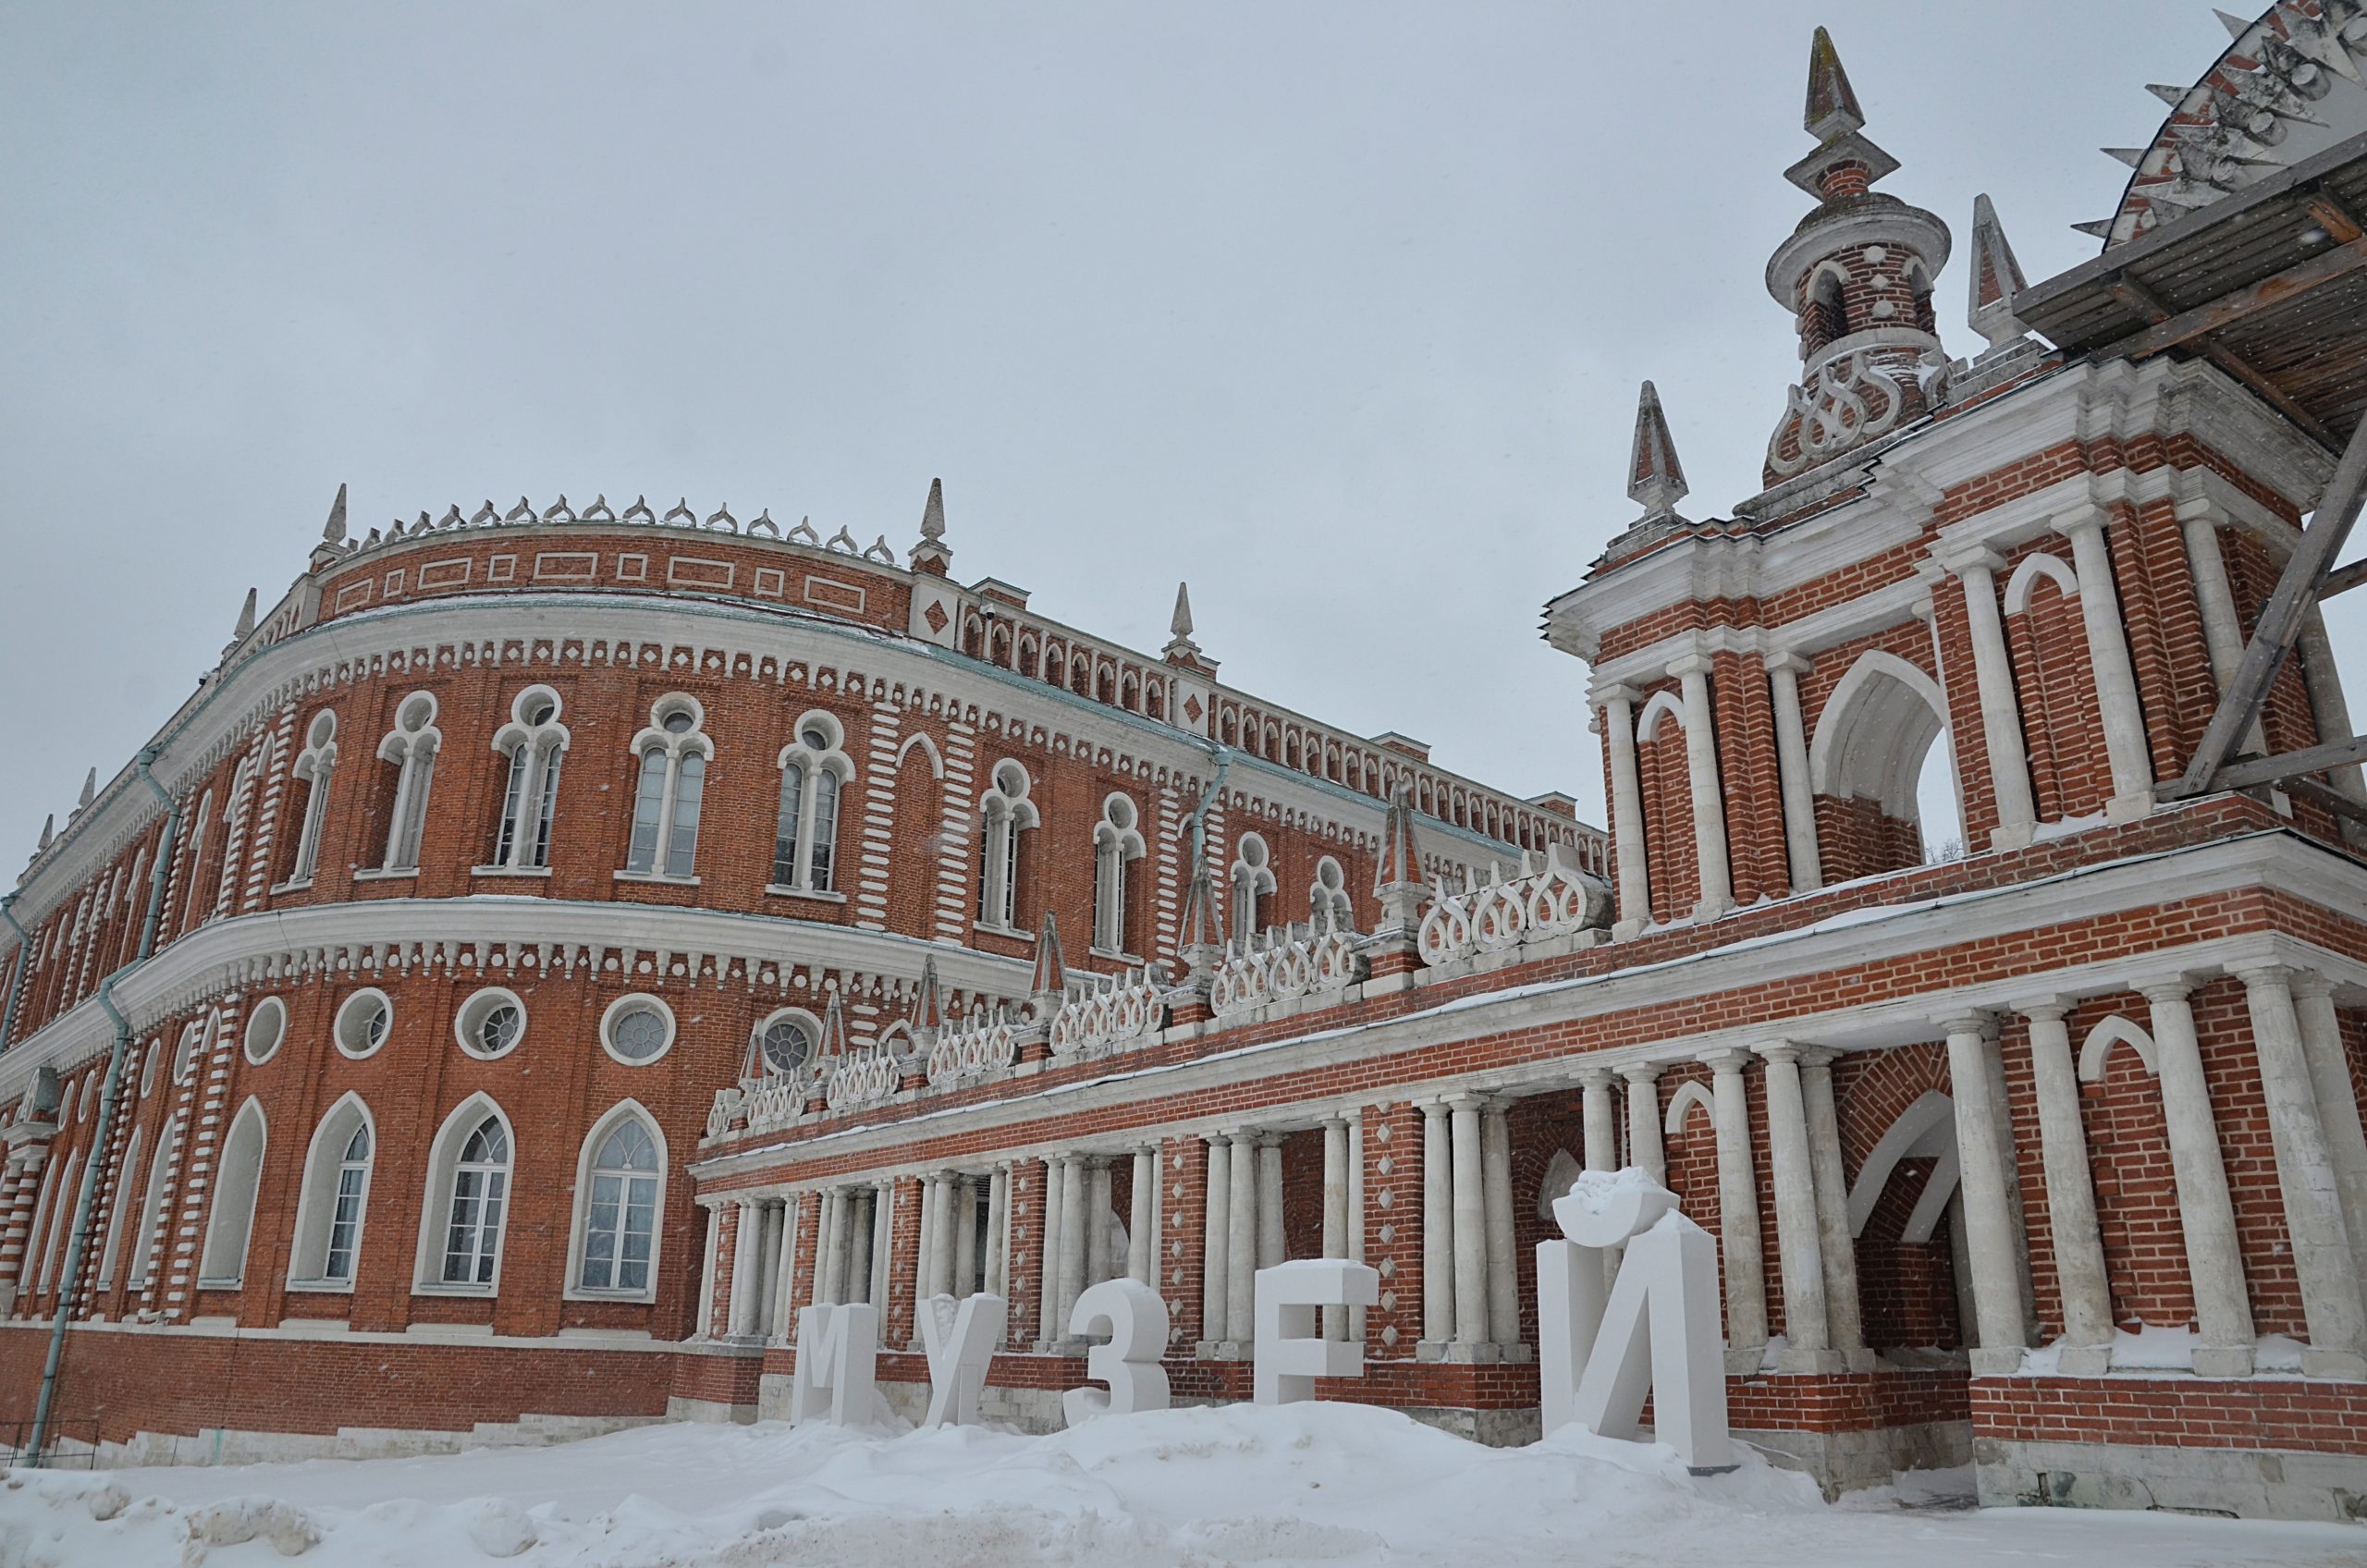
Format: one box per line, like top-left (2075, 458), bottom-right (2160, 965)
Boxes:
top-left (1373, 784), bottom-right (1423, 894)
top-left (36, 815), bottom-right (54, 852)
top-left (1966, 193), bottom-right (2030, 349)
top-left (1171, 581), bottom-right (1194, 640)
top-left (2215, 7), bottom-right (2252, 39)
top-left (818, 987), bottom-right (848, 1059)
top-left (1803, 26), bottom-right (1865, 140)
top-left (1626, 381), bottom-right (1689, 524)
top-left (232, 587), bottom-right (257, 642)
top-left (1030, 910), bottom-right (1068, 1000)
top-left (911, 477), bottom-right (952, 574)
top-left (1163, 580), bottom-right (1207, 667)
top-left (1176, 827), bottom-right (1226, 958)
top-left (77, 768), bottom-right (96, 812)
top-left (909, 954), bottom-right (945, 1037)
top-left (322, 483), bottom-right (349, 545)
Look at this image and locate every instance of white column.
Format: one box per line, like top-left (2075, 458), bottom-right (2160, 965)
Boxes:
top-left (1699, 1048), bottom-right (1768, 1366)
top-left (1346, 1110), bottom-right (1367, 1345)
top-left (1482, 1101), bottom-right (1519, 1351)
top-left (1622, 1066), bottom-right (1666, 1184)
top-left (2140, 976), bottom-right (2255, 1376)
top-left (1128, 1148), bottom-right (1155, 1285)
top-left (1201, 1134), bottom-right (1231, 1352)
top-left (818, 1188), bottom-right (847, 1305)
top-left (868, 1186), bottom-right (891, 1316)
top-left (2238, 965), bottom-right (2367, 1377)
top-left (2019, 1000), bottom-right (2115, 1370)
top-left (954, 1176), bottom-right (980, 1296)
top-left (1755, 1043), bottom-right (1831, 1367)
top-left (2055, 508), bottom-right (2155, 820)
top-left (1036, 1157), bottom-right (1065, 1347)
top-left (1448, 1096), bottom-right (1490, 1354)
top-left (727, 1201), bottom-right (762, 1336)
top-left (1765, 652), bottom-right (1823, 893)
top-left (1058, 1155), bottom-right (1088, 1337)
top-left (2177, 504), bottom-right (2269, 757)
top-left (918, 1174), bottom-right (946, 1303)
top-left (1420, 1102), bottom-right (1453, 1351)
top-left (1668, 654), bottom-right (1734, 919)
top-left (986, 1165), bottom-right (1010, 1298)
top-left (1579, 1069), bottom-right (1617, 1172)
top-left (1942, 1017), bottom-right (2028, 1370)
top-left (2292, 974), bottom-right (2367, 1292)
top-left (1257, 1139), bottom-right (1284, 1270)
top-left (1599, 686), bottom-right (1653, 937)
top-left (1796, 1049), bottom-right (1866, 1362)
top-left (771, 1195), bottom-right (801, 1341)
top-left (1085, 1158), bottom-right (1113, 1287)
top-left (1226, 1130), bottom-right (1258, 1343)
top-left (754, 1203), bottom-right (785, 1338)
top-left (1944, 547), bottom-right (2038, 848)
top-left (1322, 1117), bottom-right (1351, 1341)
top-left (695, 1204), bottom-right (722, 1338)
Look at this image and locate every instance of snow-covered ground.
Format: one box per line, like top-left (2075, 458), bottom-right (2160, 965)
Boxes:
top-left (1, 1403), bottom-right (2361, 1567)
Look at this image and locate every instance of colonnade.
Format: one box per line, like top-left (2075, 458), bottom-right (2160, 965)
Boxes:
top-left (1196, 1119), bottom-right (1365, 1354)
top-left (1035, 1149), bottom-right (1151, 1351)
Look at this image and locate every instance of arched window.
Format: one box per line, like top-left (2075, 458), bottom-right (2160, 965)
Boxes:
top-left (34, 1152), bottom-right (76, 1297)
top-left (755, 1009), bottom-right (819, 1076)
top-left (976, 761), bottom-right (1038, 930)
top-left (1230, 832), bottom-right (1276, 941)
top-left (212, 754), bottom-right (259, 919)
top-left (624, 695), bottom-right (711, 878)
top-left (418, 1098), bottom-right (513, 1290)
top-left (1093, 793), bottom-right (1147, 955)
top-left (285, 710), bottom-right (337, 886)
top-left (290, 1095), bottom-right (375, 1287)
top-left (198, 1098), bottom-right (267, 1286)
top-left (487, 686), bottom-right (569, 871)
top-left (129, 1118), bottom-right (177, 1288)
top-left (376, 692), bottom-right (441, 873)
top-left (773, 713), bottom-right (853, 892)
top-left (96, 1125), bottom-right (144, 1289)
top-left (1310, 855), bottom-right (1353, 930)
top-left (572, 1106), bottom-right (664, 1297)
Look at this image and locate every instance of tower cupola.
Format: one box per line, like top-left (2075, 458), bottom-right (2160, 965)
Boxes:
top-left (1762, 30), bottom-right (1953, 484)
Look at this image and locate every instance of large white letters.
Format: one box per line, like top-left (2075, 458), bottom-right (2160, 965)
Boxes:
top-left (1253, 1257), bottom-right (1379, 1405)
top-left (1536, 1170), bottom-right (1734, 1471)
top-left (788, 1302), bottom-right (879, 1427)
top-left (1063, 1277), bottom-right (1171, 1426)
top-left (918, 1292), bottom-right (1007, 1428)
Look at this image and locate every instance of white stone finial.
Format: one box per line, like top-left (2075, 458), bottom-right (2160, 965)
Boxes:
top-left (37, 815), bottom-right (54, 851)
top-left (1627, 381), bottom-right (1690, 524)
top-left (921, 476), bottom-right (946, 541)
top-left (232, 587), bottom-right (257, 642)
top-left (1171, 581), bottom-right (1195, 641)
top-left (322, 483), bottom-right (349, 545)
top-left (1967, 193), bottom-right (2030, 349)
top-left (77, 768), bottom-right (96, 812)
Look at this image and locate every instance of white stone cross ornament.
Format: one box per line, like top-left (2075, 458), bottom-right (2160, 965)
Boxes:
top-left (1536, 1169), bottom-right (1735, 1472)
top-left (1253, 1257), bottom-right (1379, 1405)
top-left (1063, 1277), bottom-right (1171, 1426)
top-left (918, 1292), bottom-right (1007, 1427)
top-left (787, 1302), bottom-right (879, 1427)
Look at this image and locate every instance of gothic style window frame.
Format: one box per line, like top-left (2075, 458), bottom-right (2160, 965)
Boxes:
top-left (94, 1123), bottom-right (144, 1292)
top-left (1310, 853), bottom-right (1353, 930)
top-left (288, 1092), bottom-right (376, 1292)
top-left (975, 760), bottom-right (1038, 934)
top-left (565, 1099), bottom-right (668, 1303)
top-left (1230, 831), bottom-right (1277, 942)
top-left (484, 684), bottom-right (570, 875)
top-left (196, 1096), bottom-right (268, 1287)
top-left (1092, 791), bottom-right (1147, 958)
top-left (769, 711), bottom-right (854, 898)
top-left (619, 693), bottom-right (712, 882)
top-left (367, 691), bottom-right (442, 878)
top-left (413, 1093), bottom-right (515, 1294)
top-left (128, 1117), bottom-right (178, 1290)
top-left (279, 708), bottom-right (338, 889)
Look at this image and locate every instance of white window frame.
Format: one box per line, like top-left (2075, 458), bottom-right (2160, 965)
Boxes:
top-left (1310, 854), bottom-right (1353, 931)
top-left (334, 987), bottom-right (394, 1060)
top-left (197, 1097), bottom-right (267, 1287)
top-left (484, 685), bottom-right (570, 875)
top-left (288, 1092), bottom-right (376, 1292)
top-left (453, 986), bottom-right (528, 1061)
top-left (370, 692), bottom-right (441, 876)
top-left (95, 1124), bottom-right (144, 1290)
top-left (33, 1151), bottom-right (77, 1296)
top-left (279, 709), bottom-right (338, 889)
top-left (129, 1117), bottom-right (178, 1289)
top-left (1231, 831), bottom-right (1276, 942)
top-left (243, 996), bottom-right (288, 1066)
top-left (1092, 791), bottom-right (1147, 958)
top-left (413, 1093), bottom-right (515, 1295)
top-left (619, 694), bottom-right (712, 881)
top-left (975, 761), bottom-right (1038, 933)
top-left (754, 1007), bottom-right (822, 1077)
top-left (769, 712), bottom-right (854, 898)
top-left (564, 1098), bottom-right (668, 1303)
top-left (600, 993), bottom-right (678, 1067)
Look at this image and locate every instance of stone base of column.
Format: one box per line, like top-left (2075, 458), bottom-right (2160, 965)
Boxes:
top-left (1415, 1339), bottom-right (1450, 1363)
top-left (1724, 1344), bottom-right (1767, 1376)
top-left (1441, 1341), bottom-right (1502, 1365)
top-left (1195, 1340), bottom-right (1248, 1360)
top-left (1773, 1346), bottom-right (1848, 1375)
top-left (2104, 789), bottom-right (2155, 826)
top-left (1841, 1346), bottom-right (1882, 1373)
top-left (1969, 1347), bottom-right (2026, 1376)
top-left (2193, 1345), bottom-right (2255, 1378)
top-left (2303, 1347), bottom-right (2367, 1380)
top-left (1989, 824), bottom-right (2035, 852)
top-left (1499, 1342), bottom-right (1533, 1364)
top-left (2056, 1344), bottom-right (2113, 1378)
top-left (1612, 918), bottom-right (1646, 942)
top-left (1690, 897), bottom-right (1733, 924)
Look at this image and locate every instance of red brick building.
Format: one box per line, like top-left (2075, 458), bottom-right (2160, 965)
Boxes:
top-left (7, 8), bottom-right (2367, 1523)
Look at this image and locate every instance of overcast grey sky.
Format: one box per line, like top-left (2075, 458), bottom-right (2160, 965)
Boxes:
top-left (5, 1), bottom-right (2353, 858)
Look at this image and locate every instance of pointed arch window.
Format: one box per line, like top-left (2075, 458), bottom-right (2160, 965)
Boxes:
top-left (212, 754), bottom-right (259, 919)
top-left (96, 1125), bottom-right (144, 1291)
top-left (1093, 792), bottom-right (1147, 956)
top-left (1230, 832), bottom-right (1276, 941)
top-left (573, 1108), bottom-right (664, 1297)
top-left (1310, 854), bottom-right (1353, 930)
top-left (421, 1103), bottom-right (513, 1290)
top-left (376, 692), bottom-right (441, 874)
top-left (198, 1098), bottom-right (267, 1286)
top-left (129, 1117), bottom-right (178, 1288)
top-left (487, 686), bottom-right (570, 872)
top-left (623, 695), bottom-right (710, 878)
top-left (284, 710), bottom-right (337, 887)
top-left (976, 761), bottom-right (1038, 930)
top-left (34, 1152), bottom-right (76, 1297)
top-left (772, 713), bottom-right (853, 893)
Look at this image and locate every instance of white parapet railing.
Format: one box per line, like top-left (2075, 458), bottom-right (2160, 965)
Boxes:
top-left (1417, 843), bottom-right (1612, 968)
top-left (705, 1072), bottom-right (811, 1138)
top-left (1048, 969), bottom-right (1166, 1060)
top-left (1209, 923), bottom-right (1363, 1019)
top-left (824, 1042), bottom-right (904, 1112)
top-left (926, 1011), bottom-right (1021, 1089)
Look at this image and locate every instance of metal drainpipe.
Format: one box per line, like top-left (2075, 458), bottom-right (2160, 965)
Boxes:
top-left (27, 750), bottom-right (179, 1468)
top-left (0, 896), bottom-right (31, 1056)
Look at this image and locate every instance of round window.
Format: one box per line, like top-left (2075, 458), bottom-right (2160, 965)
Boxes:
top-left (334, 989), bottom-right (393, 1059)
top-left (243, 998), bottom-right (288, 1065)
top-left (454, 988), bottom-right (527, 1060)
top-left (661, 709), bottom-right (693, 735)
top-left (800, 724), bottom-right (829, 752)
top-left (602, 995), bottom-right (676, 1065)
top-left (758, 1014), bottom-right (816, 1075)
